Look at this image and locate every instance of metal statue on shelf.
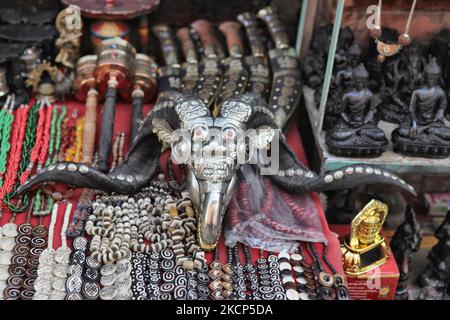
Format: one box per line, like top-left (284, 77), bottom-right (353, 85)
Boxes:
top-left (325, 64), bottom-right (388, 157)
top-left (18, 90), bottom-right (416, 251)
top-left (390, 205), bottom-right (422, 300)
top-left (380, 44), bottom-right (426, 124)
top-left (417, 209), bottom-right (450, 298)
top-left (324, 43), bottom-right (363, 130)
top-left (392, 58), bottom-right (450, 158)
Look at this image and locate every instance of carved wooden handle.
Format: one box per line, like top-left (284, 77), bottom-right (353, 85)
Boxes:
top-left (237, 12), bottom-right (265, 57)
top-left (176, 27), bottom-right (197, 62)
top-left (257, 7), bottom-right (290, 49)
top-left (219, 21), bottom-right (243, 55)
top-left (82, 88), bottom-right (98, 165)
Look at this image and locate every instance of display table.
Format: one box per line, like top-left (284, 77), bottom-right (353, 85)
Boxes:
top-left (0, 99), bottom-right (344, 275)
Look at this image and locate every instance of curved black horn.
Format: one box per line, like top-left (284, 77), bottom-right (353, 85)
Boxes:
top-left (17, 91), bottom-right (185, 195)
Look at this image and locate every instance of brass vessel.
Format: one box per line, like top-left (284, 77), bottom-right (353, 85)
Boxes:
top-left (341, 200), bottom-right (390, 276)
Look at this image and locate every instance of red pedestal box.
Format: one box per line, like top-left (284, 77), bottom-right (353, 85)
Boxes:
top-left (330, 224), bottom-right (399, 300)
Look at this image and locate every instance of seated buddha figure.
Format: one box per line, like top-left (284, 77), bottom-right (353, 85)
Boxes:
top-left (392, 58), bottom-right (450, 158)
top-left (326, 64), bottom-right (388, 157)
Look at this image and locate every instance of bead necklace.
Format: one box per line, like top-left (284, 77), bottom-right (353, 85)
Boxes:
top-left (34, 106), bottom-right (66, 216)
top-left (86, 178), bottom-right (202, 266)
top-left (65, 236), bottom-right (88, 300)
top-left (50, 202), bottom-right (73, 300)
top-left (242, 244), bottom-right (259, 300)
top-left (145, 252), bottom-right (161, 299)
top-left (267, 253), bottom-right (286, 300)
top-left (58, 109), bottom-right (76, 162)
top-left (208, 248), bottom-right (224, 300)
top-left (370, 0), bottom-right (417, 62)
top-left (3, 203), bottom-right (47, 300)
top-left (173, 264), bottom-right (188, 299)
top-left (81, 254), bottom-right (102, 300)
top-left (130, 252), bottom-right (148, 300)
top-left (33, 202), bottom-right (59, 299)
top-left (112, 255), bottom-right (132, 300)
top-left (221, 246), bottom-right (234, 299)
top-left (3, 103), bottom-right (40, 213)
top-left (64, 117), bottom-right (84, 162)
top-left (20, 102), bottom-right (52, 184)
top-left (0, 212), bottom-right (20, 300)
top-left (33, 202), bottom-right (72, 300)
top-left (0, 105), bottom-right (30, 212)
top-left (232, 245), bottom-right (246, 300)
top-left (277, 250), bottom-right (299, 300)
top-left (196, 263), bottom-right (210, 300)
top-left (317, 242), bottom-right (350, 300)
top-left (0, 99), bottom-right (14, 187)
top-left (257, 250), bottom-right (276, 300)
top-left (306, 241), bottom-right (338, 301)
top-left (158, 248), bottom-right (176, 300)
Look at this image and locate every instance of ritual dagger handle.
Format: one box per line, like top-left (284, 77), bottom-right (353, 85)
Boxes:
top-left (237, 12), bottom-right (266, 57)
top-left (97, 81), bottom-right (117, 173)
top-left (176, 27), bottom-right (197, 63)
top-left (219, 21), bottom-right (244, 56)
top-left (153, 25), bottom-right (180, 66)
top-left (82, 87), bottom-right (98, 165)
top-left (258, 7), bottom-right (290, 49)
top-left (191, 19), bottom-right (220, 57)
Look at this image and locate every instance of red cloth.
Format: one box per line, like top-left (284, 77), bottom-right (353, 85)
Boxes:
top-left (0, 100), bottom-right (344, 275)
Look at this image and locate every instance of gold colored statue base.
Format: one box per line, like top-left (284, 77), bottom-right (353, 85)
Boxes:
top-left (341, 200), bottom-right (391, 276)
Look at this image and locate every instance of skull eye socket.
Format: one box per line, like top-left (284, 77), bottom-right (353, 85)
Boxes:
top-left (222, 127), bottom-right (237, 142)
top-left (193, 126), bottom-right (209, 142)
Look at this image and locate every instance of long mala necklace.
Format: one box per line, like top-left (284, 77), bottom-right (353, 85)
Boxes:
top-left (232, 245), bottom-right (246, 300)
top-left (33, 202), bottom-right (59, 299)
top-left (64, 116), bottom-right (84, 162)
top-left (34, 106), bottom-right (66, 216)
top-left (3, 103), bottom-right (39, 213)
top-left (33, 202), bottom-right (72, 300)
top-left (0, 100), bottom-right (14, 187)
top-left (266, 252), bottom-right (286, 300)
top-left (20, 102), bottom-right (52, 184)
top-left (370, 0), bottom-right (417, 62)
top-left (159, 248), bottom-right (176, 300)
top-left (0, 105), bottom-right (30, 213)
top-left (221, 246), bottom-right (234, 299)
top-left (242, 244), bottom-right (259, 300)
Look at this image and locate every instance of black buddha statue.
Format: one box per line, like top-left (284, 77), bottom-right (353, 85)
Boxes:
top-left (380, 44), bottom-right (426, 124)
top-left (325, 63), bottom-right (388, 157)
top-left (392, 58), bottom-right (450, 158)
top-left (324, 43), bottom-right (363, 129)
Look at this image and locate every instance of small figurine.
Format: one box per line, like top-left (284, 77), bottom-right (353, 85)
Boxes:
top-left (55, 5), bottom-right (83, 69)
top-left (417, 209), bottom-right (450, 297)
top-left (325, 64), bottom-right (388, 157)
top-left (324, 43), bottom-right (363, 129)
top-left (380, 44), bottom-right (426, 123)
top-left (390, 205), bottom-right (422, 300)
top-left (392, 58), bottom-right (450, 158)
